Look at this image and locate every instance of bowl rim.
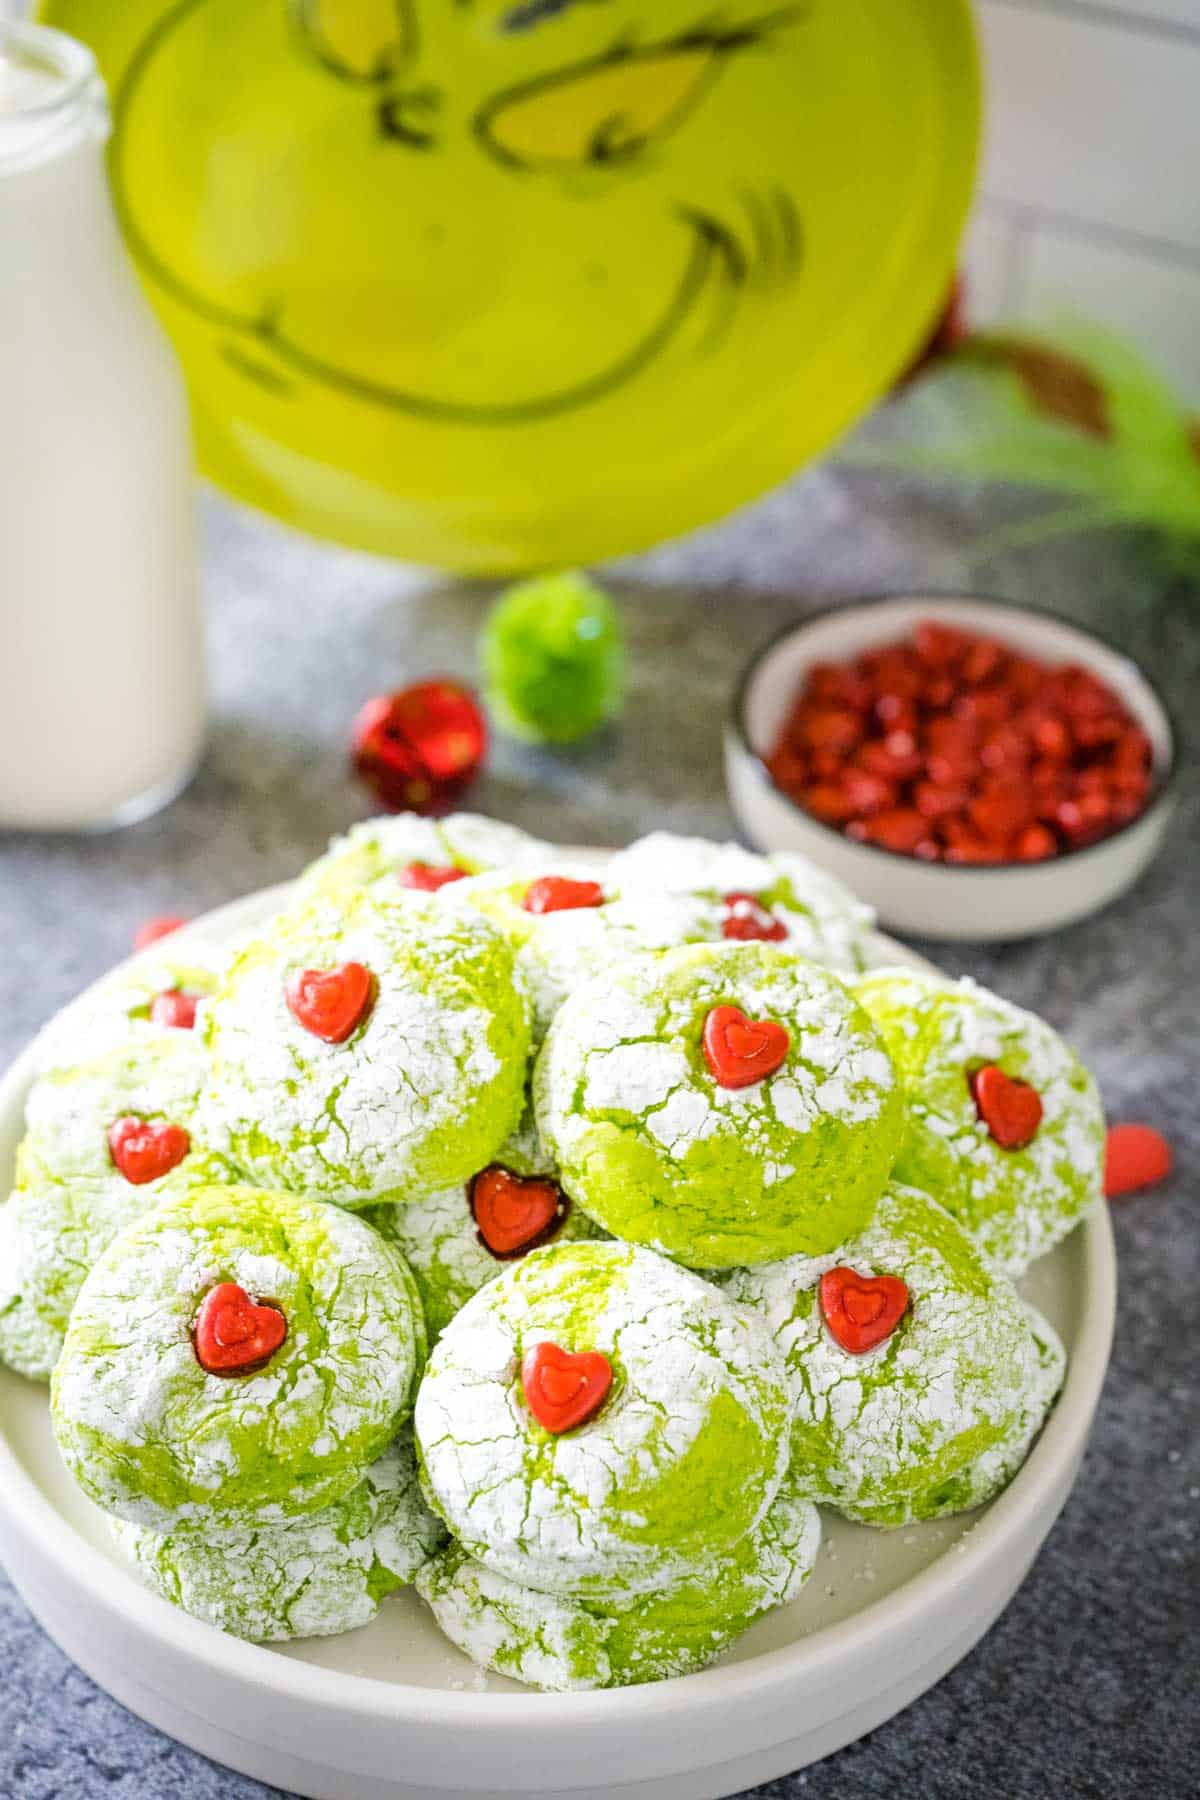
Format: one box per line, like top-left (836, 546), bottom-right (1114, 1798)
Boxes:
top-left (730, 590), bottom-right (1181, 877)
top-left (0, 883), bottom-right (1117, 1733)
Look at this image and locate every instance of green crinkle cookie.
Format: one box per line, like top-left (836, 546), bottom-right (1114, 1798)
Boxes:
top-left (854, 968), bottom-right (1105, 1277)
top-left (30, 945), bottom-right (224, 1075)
top-left (113, 1432), bottom-right (445, 1642)
top-left (417, 1474), bottom-right (820, 1691)
top-left (0, 1038), bottom-right (226, 1382)
top-left (481, 570), bottom-right (625, 745)
top-left (415, 1239), bottom-right (792, 1603)
top-left (534, 941), bottom-right (903, 1269)
top-left (725, 1182), bottom-right (1066, 1528)
top-left (51, 1182), bottom-right (426, 1530)
top-left (607, 832), bottom-right (875, 976)
top-left (297, 810), bottom-right (554, 901)
top-left (200, 888), bottom-right (531, 1203)
top-left (366, 1106), bottom-right (599, 1342)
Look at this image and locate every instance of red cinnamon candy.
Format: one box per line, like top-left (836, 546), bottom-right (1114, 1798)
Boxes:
top-left (522, 876), bottom-right (605, 915)
top-left (133, 915), bottom-right (188, 952)
top-left (108, 1116), bottom-right (190, 1185)
top-left (399, 861), bottom-right (469, 892)
top-left (470, 1165), bottom-right (567, 1258)
top-left (970, 1065), bottom-right (1043, 1150)
top-left (521, 1341), bottom-right (612, 1434)
top-left (721, 892), bottom-right (788, 943)
top-left (702, 1005), bottom-right (789, 1089)
top-left (149, 988), bottom-right (200, 1030)
top-left (765, 620), bottom-right (1155, 865)
top-left (1104, 1124), bottom-right (1172, 1199)
top-left (819, 1266), bottom-right (909, 1355)
top-left (194, 1283), bottom-right (287, 1376)
top-left (285, 962), bottom-right (374, 1044)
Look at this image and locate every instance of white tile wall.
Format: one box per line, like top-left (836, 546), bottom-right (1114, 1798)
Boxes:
top-left (965, 0), bottom-right (1200, 400)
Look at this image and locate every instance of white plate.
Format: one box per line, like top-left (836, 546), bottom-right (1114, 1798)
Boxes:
top-left (0, 882), bottom-right (1116, 1800)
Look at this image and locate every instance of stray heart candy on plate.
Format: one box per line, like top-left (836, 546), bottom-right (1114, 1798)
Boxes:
top-left (1104, 1123), bottom-right (1172, 1199)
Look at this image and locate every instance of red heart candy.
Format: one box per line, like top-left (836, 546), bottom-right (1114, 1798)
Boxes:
top-left (702, 1004), bottom-right (789, 1089)
top-left (1104, 1123), bottom-right (1172, 1199)
top-left (522, 876), bottom-right (605, 915)
top-left (133, 915), bottom-right (188, 952)
top-left (721, 892), bottom-right (789, 943)
top-left (285, 962), bottom-right (374, 1044)
top-left (193, 1283), bottom-right (287, 1376)
top-left (970, 1064), bottom-right (1043, 1149)
top-left (108, 1116), bottom-right (190, 1185)
top-left (819, 1266), bottom-right (909, 1354)
top-left (470, 1165), bottom-right (566, 1258)
top-left (521, 1340), bottom-right (612, 1435)
top-left (399, 861), bottom-right (468, 892)
top-left (149, 988), bottom-right (199, 1030)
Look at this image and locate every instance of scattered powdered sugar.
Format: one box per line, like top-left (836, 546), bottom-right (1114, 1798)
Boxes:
top-left (726, 1183), bottom-right (1065, 1527)
top-left (52, 1186), bottom-right (423, 1530)
top-left (113, 1431), bottom-right (445, 1642)
top-left (415, 1240), bottom-right (792, 1602)
top-left (200, 890), bottom-right (527, 1202)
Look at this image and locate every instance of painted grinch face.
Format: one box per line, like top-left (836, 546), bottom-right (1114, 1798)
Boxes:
top-left (47, 0), bottom-right (977, 567)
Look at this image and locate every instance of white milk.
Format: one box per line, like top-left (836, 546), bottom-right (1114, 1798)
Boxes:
top-left (0, 23), bottom-right (204, 830)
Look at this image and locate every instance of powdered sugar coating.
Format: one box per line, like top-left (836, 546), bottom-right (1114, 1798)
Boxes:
top-left (415, 1240), bottom-right (792, 1602)
top-left (417, 1476), bottom-right (820, 1691)
top-left (200, 889), bottom-right (531, 1203)
top-left (607, 833), bottom-right (874, 975)
top-left (113, 1432), bottom-right (445, 1642)
top-left (725, 1182), bottom-right (1066, 1527)
top-left (0, 1038), bottom-right (227, 1381)
top-left (29, 945), bottom-right (226, 1076)
top-left (51, 1183), bottom-right (425, 1529)
top-left (534, 941), bottom-right (902, 1268)
top-left (367, 1107), bottom-right (598, 1341)
top-left (453, 872), bottom-right (720, 1043)
top-left (297, 811), bottom-right (556, 901)
top-left (855, 968), bottom-right (1105, 1277)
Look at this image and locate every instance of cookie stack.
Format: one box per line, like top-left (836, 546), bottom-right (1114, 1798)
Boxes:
top-left (0, 818), bottom-right (1105, 1688)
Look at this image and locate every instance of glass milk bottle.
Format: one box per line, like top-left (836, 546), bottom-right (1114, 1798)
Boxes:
top-left (0, 22), bottom-right (204, 830)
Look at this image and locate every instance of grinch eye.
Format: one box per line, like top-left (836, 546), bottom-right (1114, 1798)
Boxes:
top-left (290, 0), bottom-right (415, 84)
top-left (476, 17), bottom-right (795, 170)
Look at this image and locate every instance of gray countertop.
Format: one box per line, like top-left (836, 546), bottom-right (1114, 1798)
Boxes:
top-left (1, 464), bottom-right (1197, 1799)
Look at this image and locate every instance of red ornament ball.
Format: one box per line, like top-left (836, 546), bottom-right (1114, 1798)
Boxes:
top-left (351, 679), bottom-right (486, 814)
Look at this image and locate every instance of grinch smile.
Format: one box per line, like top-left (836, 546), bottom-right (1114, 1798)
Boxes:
top-left (156, 203), bottom-right (786, 424)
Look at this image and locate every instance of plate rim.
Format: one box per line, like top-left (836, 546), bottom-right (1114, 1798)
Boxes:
top-left (0, 877), bottom-right (1116, 1726)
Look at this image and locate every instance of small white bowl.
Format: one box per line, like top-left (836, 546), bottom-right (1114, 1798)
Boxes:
top-left (725, 593), bottom-right (1177, 942)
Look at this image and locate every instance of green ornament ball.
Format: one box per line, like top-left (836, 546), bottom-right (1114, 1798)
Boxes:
top-left (481, 571), bottom-right (624, 745)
